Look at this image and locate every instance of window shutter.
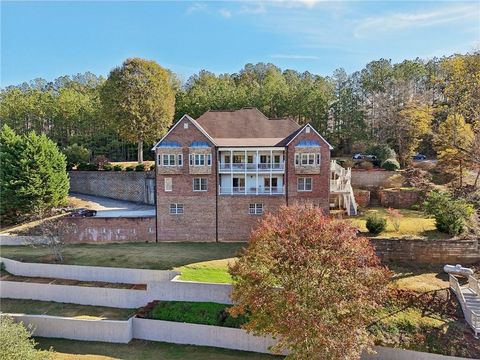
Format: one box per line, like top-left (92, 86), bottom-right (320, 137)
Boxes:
top-left (178, 154), bottom-right (183, 166)
top-left (189, 154), bottom-right (193, 166)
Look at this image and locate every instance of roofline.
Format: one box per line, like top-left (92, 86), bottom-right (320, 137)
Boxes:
top-left (285, 124), bottom-right (334, 149)
top-left (151, 114), bottom-right (217, 150)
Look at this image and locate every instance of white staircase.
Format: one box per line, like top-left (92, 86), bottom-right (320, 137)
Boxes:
top-left (330, 160), bottom-right (357, 216)
top-left (449, 274), bottom-right (480, 338)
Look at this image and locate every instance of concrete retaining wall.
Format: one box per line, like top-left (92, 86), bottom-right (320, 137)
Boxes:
top-left (5, 314), bottom-right (132, 343)
top-left (362, 347), bottom-right (471, 360)
top-left (0, 235), bottom-right (44, 246)
top-left (1, 281), bottom-right (148, 308)
top-left (0, 257), bottom-right (176, 284)
top-left (371, 238), bottom-right (480, 265)
top-left (132, 317), bottom-right (277, 354)
top-left (69, 171), bottom-right (155, 204)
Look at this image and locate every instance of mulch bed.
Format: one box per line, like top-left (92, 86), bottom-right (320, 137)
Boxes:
top-left (0, 270), bottom-right (146, 290)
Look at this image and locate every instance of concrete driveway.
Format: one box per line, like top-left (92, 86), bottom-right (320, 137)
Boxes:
top-left (69, 193), bottom-right (155, 218)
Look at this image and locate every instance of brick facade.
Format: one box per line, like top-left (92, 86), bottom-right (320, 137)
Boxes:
top-left (286, 129), bottom-right (331, 213)
top-left (155, 113), bottom-right (332, 242)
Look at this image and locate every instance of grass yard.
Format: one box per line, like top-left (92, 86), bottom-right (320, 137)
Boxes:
top-left (36, 338), bottom-right (281, 360)
top-left (175, 258), bottom-right (236, 283)
top-left (0, 242), bottom-right (245, 270)
top-left (350, 207), bottom-right (448, 239)
top-left (0, 299), bottom-right (135, 320)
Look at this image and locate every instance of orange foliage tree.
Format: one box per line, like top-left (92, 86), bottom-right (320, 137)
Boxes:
top-left (229, 205), bottom-right (391, 360)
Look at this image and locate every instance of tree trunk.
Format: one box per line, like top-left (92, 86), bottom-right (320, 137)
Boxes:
top-left (137, 140), bottom-right (143, 164)
top-left (474, 168), bottom-right (480, 188)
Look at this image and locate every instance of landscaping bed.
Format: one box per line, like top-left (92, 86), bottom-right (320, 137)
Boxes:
top-left (0, 270), bottom-right (146, 290)
top-left (0, 298), bottom-right (136, 320)
top-left (139, 300), bottom-right (246, 329)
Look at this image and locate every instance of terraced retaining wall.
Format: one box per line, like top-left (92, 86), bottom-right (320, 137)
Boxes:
top-left (371, 238), bottom-right (480, 265)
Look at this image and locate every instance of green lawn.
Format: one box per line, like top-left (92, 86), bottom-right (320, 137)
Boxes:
top-left (36, 338), bottom-right (281, 360)
top-left (0, 242), bottom-right (245, 270)
top-left (148, 301), bottom-right (245, 329)
top-left (350, 207), bottom-right (448, 239)
top-left (0, 299), bottom-right (136, 320)
top-left (175, 258), bottom-right (236, 283)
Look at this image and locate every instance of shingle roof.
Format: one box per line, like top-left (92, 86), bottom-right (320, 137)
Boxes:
top-left (195, 108), bottom-right (301, 147)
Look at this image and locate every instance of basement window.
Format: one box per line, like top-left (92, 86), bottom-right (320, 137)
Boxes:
top-left (249, 203), bottom-right (264, 215)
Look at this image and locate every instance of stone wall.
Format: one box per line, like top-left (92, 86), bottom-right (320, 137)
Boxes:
top-left (351, 170), bottom-right (398, 188)
top-left (63, 216), bottom-right (156, 243)
top-left (370, 238), bottom-right (480, 264)
top-left (378, 189), bottom-right (421, 208)
top-left (69, 171), bottom-right (156, 204)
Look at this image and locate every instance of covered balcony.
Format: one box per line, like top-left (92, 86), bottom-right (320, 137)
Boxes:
top-left (218, 148), bottom-right (285, 173)
top-left (218, 186), bottom-right (285, 195)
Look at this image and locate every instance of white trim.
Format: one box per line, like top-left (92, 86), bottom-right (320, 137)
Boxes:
top-left (218, 147), bottom-right (285, 152)
top-left (152, 115), bottom-right (216, 150)
top-left (285, 124), bottom-right (334, 149)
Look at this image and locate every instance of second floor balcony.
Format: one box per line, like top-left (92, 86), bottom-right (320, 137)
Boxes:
top-left (219, 185), bottom-right (285, 195)
top-left (218, 162), bottom-right (285, 172)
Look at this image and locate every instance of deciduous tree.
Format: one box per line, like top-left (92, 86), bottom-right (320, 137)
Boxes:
top-left (229, 205), bottom-right (391, 360)
top-left (100, 58), bottom-right (175, 163)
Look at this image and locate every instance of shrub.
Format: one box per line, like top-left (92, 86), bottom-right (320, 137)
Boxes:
top-left (382, 158), bottom-right (400, 171)
top-left (92, 155), bottom-right (109, 168)
top-left (359, 161), bottom-right (374, 170)
top-left (149, 163), bottom-right (156, 171)
top-left (125, 166), bottom-right (135, 172)
top-left (366, 213), bottom-right (387, 234)
top-left (77, 162), bottom-right (97, 171)
top-left (135, 163), bottom-right (145, 172)
top-left (386, 208), bottom-right (402, 232)
top-left (102, 163), bottom-right (113, 171)
top-left (229, 205), bottom-right (391, 359)
top-left (424, 191), bottom-right (474, 236)
top-left (0, 316), bottom-right (53, 359)
top-left (410, 204), bottom-right (420, 211)
top-left (0, 125), bottom-right (69, 223)
top-left (113, 164), bottom-right (123, 171)
top-left (63, 144), bottom-right (90, 169)
top-left (367, 144), bottom-right (397, 163)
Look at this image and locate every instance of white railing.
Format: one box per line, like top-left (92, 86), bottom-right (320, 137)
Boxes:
top-left (218, 162), bottom-right (285, 172)
top-left (219, 186), bottom-right (285, 195)
top-left (450, 274), bottom-right (480, 337)
top-left (469, 275), bottom-right (480, 296)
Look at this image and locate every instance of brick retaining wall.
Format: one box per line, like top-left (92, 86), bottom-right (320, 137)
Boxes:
top-left (351, 170), bottom-right (398, 188)
top-left (371, 238), bottom-right (480, 264)
top-left (63, 216), bottom-right (156, 243)
top-left (69, 171), bottom-right (155, 204)
top-left (378, 189), bottom-right (421, 208)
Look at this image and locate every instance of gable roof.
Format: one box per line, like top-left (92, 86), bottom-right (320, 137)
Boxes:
top-left (283, 123), bottom-right (334, 149)
top-left (195, 108), bottom-right (300, 147)
top-left (152, 114), bottom-right (216, 150)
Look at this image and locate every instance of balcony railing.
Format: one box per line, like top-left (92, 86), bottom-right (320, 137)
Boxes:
top-left (219, 186), bottom-right (285, 195)
top-left (218, 162), bottom-right (285, 171)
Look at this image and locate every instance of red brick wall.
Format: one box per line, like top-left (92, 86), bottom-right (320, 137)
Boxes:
top-left (155, 117), bottom-right (217, 241)
top-left (62, 217), bottom-right (156, 243)
top-left (217, 196), bottom-right (286, 241)
top-left (378, 189), bottom-right (421, 209)
top-left (286, 127), bottom-right (331, 213)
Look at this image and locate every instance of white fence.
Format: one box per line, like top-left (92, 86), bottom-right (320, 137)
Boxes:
top-left (3, 313), bottom-right (472, 359)
top-left (0, 257), bottom-right (177, 284)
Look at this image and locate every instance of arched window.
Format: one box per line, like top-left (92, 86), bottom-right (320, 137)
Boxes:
top-left (190, 141), bottom-right (210, 148)
top-left (296, 140), bottom-right (320, 147)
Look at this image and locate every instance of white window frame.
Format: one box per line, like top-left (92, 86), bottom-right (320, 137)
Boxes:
top-left (162, 154), bottom-right (176, 166)
top-left (193, 178), bottom-right (208, 192)
top-left (295, 154), bottom-right (300, 165)
top-left (298, 177), bottom-right (312, 192)
top-left (249, 203), bottom-right (263, 215)
top-left (178, 154), bottom-right (183, 167)
top-left (207, 154), bottom-right (212, 166)
top-left (169, 203), bottom-right (184, 215)
top-left (190, 153), bottom-right (207, 166)
top-left (316, 153), bottom-right (321, 165)
top-left (164, 178), bottom-right (172, 192)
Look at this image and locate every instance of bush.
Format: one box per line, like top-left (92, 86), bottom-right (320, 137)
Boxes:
top-left (359, 161), bottom-right (374, 170)
top-left (0, 316), bottom-right (53, 359)
top-left (424, 191), bottom-right (475, 236)
top-left (63, 144), bottom-right (90, 169)
top-left (149, 163), bottom-right (156, 171)
top-left (76, 162), bottom-right (97, 171)
top-left (0, 125), bottom-right (69, 223)
top-left (382, 158), bottom-right (400, 171)
top-left (367, 144), bottom-right (397, 164)
top-left (125, 166), bottom-right (135, 172)
top-left (410, 204), bottom-right (420, 211)
top-left (92, 155), bottom-right (109, 168)
top-left (135, 163), bottom-right (145, 172)
top-left (366, 214), bottom-right (387, 234)
top-left (113, 164), bottom-right (123, 171)
top-left (102, 163), bottom-right (113, 171)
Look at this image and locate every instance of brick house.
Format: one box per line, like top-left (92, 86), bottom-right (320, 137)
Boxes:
top-left (153, 108), bottom-right (345, 242)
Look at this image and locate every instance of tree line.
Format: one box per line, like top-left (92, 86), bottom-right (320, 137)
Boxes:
top-left (1, 53), bottom-right (478, 172)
